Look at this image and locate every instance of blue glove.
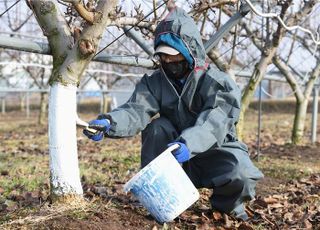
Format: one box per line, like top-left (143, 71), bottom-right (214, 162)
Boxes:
top-left (167, 142), bottom-right (190, 163)
top-left (83, 119), bottom-right (111, 142)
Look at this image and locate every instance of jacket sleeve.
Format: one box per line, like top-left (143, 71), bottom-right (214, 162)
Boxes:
top-left (178, 74), bottom-right (241, 157)
top-left (100, 74), bottom-right (160, 137)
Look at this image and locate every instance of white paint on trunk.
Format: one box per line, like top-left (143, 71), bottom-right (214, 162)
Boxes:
top-left (49, 83), bottom-right (83, 195)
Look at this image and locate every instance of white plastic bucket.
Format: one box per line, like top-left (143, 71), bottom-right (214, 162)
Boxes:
top-left (123, 144), bottom-right (199, 223)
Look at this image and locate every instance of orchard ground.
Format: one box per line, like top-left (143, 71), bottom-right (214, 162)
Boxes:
top-left (0, 100), bottom-right (319, 229)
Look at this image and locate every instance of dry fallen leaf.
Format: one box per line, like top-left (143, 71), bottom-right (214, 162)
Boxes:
top-left (283, 212), bottom-right (294, 222)
top-left (223, 213), bottom-right (232, 228)
top-left (263, 197), bottom-right (278, 204)
top-left (238, 222), bottom-right (254, 230)
top-left (268, 203), bottom-right (284, 209)
top-left (201, 212), bottom-right (210, 222)
top-left (302, 219), bottom-right (313, 229)
top-left (212, 211), bottom-right (223, 221)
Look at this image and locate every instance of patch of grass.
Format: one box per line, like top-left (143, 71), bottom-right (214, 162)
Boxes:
top-left (79, 149), bottom-right (140, 186)
top-left (0, 154), bottom-right (49, 196)
top-left (255, 155), bottom-right (319, 181)
top-left (253, 223), bottom-right (268, 230)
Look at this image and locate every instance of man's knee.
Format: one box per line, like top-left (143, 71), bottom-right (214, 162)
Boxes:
top-left (214, 159), bottom-right (261, 206)
top-left (142, 117), bottom-right (177, 139)
top-left (141, 117), bottom-right (178, 168)
top-left (211, 159), bottom-right (244, 195)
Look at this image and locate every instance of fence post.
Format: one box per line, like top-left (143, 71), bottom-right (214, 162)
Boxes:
top-left (311, 86), bottom-right (318, 143)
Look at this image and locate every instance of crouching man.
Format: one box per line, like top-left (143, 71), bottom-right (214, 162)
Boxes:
top-left (83, 7), bottom-right (263, 220)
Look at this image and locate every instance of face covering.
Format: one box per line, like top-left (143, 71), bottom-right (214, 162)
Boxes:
top-left (161, 60), bottom-right (190, 80)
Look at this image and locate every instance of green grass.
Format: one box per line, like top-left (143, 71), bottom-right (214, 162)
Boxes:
top-left (255, 155), bottom-right (319, 181)
top-left (0, 153), bottom-right (49, 197)
top-left (79, 149), bottom-right (140, 186)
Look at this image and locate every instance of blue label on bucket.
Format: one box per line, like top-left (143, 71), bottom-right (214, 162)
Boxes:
top-left (130, 167), bottom-right (182, 222)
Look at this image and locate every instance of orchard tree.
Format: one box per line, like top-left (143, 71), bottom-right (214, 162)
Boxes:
top-left (235, 0), bottom-right (318, 143)
top-left (273, 52), bottom-right (320, 144)
top-left (27, 0), bottom-right (118, 202)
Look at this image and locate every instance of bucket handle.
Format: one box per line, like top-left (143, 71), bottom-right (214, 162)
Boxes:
top-left (166, 143), bottom-right (180, 153)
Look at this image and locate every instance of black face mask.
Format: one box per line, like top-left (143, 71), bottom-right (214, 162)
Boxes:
top-left (161, 60), bottom-right (190, 80)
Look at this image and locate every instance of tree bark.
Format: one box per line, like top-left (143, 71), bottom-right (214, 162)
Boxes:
top-left (292, 99), bottom-right (308, 144)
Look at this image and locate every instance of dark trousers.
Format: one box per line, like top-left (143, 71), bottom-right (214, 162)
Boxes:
top-left (141, 117), bottom-right (264, 216)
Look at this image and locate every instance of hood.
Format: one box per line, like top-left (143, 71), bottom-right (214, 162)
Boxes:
top-left (154, 7), bottom-right (206, 69)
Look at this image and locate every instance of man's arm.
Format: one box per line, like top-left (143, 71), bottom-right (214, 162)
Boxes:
top-left (99, 74), bottom-right (160, 137)
top-left (178, 72), bottom-right (241, 157)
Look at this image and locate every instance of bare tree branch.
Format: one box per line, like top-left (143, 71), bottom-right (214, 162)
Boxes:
top-left (273, 55), bottom-right (304, 101)
top-left (61, 0), bottom-right (102, 24)
top-left (190, 0), bottom-right (237, 15)
top-left (109, 17), bottom-right (156, 31)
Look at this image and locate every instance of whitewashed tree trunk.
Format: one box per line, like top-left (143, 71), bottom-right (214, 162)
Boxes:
top-left (28, 0), bottom-right (118, 201)
top-left (49, 83), bottom-right (83, 196)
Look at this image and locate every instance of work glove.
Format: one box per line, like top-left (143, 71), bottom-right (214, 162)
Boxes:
top-left (167, 142), bottom-right (190, 163)
top-left (83, 119), bottom-right (111, 142)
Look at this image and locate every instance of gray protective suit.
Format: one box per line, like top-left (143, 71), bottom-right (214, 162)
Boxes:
top-left (101, 8), bottom-right (263, 219)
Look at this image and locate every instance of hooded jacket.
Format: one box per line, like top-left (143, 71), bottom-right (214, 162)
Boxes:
top-left (103, 8), bottom-right (241, 157)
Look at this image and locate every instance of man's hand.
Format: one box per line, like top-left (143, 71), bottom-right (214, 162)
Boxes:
top-left (83, 119), bottom-right (111, 142)
top-left (167, 142), bottom-right (190, 163)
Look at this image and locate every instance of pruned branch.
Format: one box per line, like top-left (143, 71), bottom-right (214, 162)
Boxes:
top-left (109, 17), bottom-right (156, 31)
top-left (61, 0), bottom-right (102, 24)
top-left (190, 0), bottom-right (237, 16)
top-left (305, 60), bottom-right (320, 98)
top-left (207, 49), bottom-right (230, 72)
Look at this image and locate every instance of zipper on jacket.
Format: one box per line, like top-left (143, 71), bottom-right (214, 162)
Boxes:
top-left (161, 68), bottom-right (194, 128)
top-left (161, 68), bottom-right (194, 99)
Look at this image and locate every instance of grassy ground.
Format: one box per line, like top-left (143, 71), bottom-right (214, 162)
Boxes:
top-left (0, 109), bottom-right (319, 229)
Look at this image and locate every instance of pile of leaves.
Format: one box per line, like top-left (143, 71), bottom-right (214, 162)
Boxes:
top-left (249, 174), bottom-right (320, 229)
top-left (79, 174), bottom-right (320, 229)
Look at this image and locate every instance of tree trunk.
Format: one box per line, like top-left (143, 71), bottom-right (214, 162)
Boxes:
top-left (237, 50), bottom-right (275, 139)
top-left (38, 92), bottom-right (47, 125)
top-left (49, 83), bottom-right (83, 199)
top-left (268, 80), bottom-right (272, 99)
top-left (20, 93), bottom-right (25, 112)
top-left (292, 99), bottom-right (308, 144)
top-left (28, 0), bottom-right (118, 202)
top-left (1, 98), bottom-right (5, 114)
top-left (102, 93), bottom-right (112, 114)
